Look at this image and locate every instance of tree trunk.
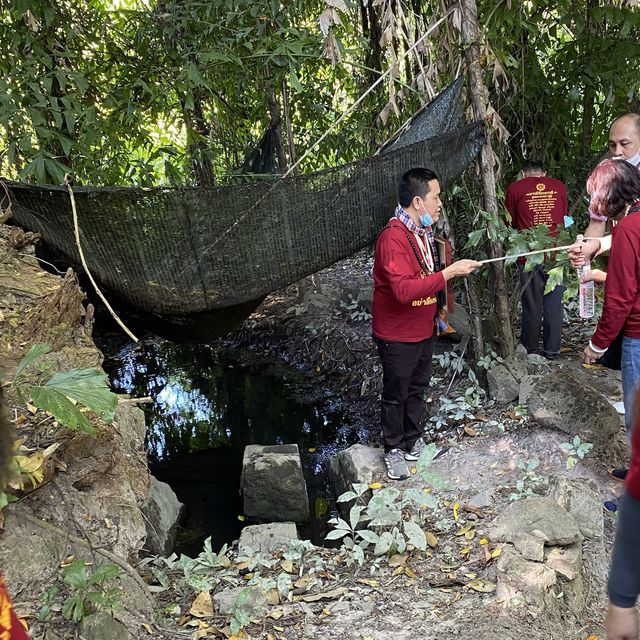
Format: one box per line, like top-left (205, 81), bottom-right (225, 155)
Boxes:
top-left (267, 86), bottom-right (288, 173)
top-left (182, 93), bottom-right (215, 187)
top-left (459, 0), bottom-right (515, 357)
top-left (282, 80), bottom-right (299, 176)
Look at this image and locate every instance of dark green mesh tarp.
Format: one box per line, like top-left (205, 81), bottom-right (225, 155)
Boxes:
top-left (6, 81), bottom-right (484, 320)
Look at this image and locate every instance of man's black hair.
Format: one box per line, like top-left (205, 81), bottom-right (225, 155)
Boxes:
top-left (522, 159), bottom-right (545, 174)
top-left (398, 168), bottom-right (439, 207)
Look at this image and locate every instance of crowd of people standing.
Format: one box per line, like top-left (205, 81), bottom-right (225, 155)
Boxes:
top-left (371, 113), bottom-right (640, 638)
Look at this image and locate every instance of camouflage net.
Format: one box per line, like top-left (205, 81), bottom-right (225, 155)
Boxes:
top-left (6, 80), bottom-right (484, 322)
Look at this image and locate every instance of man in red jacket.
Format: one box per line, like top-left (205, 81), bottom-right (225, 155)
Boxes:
top-left (373, 168), bottom-right (480, 480)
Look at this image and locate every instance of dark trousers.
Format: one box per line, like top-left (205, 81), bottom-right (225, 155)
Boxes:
top-left (518, 264), bottom-right (564, 356)
top-left (375, 337), bottom-right (433, 452)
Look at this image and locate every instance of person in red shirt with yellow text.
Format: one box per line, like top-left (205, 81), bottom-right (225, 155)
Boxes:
top-left (505, 159), bottom-right (569, 359)
top-left (583, 160), bottom-right (640, 506)
top-left (373, 168), bottom-right (480, 480)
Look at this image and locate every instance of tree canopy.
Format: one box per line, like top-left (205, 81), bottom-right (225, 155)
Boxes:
top-left (1, 0), bottom-right (639, 194)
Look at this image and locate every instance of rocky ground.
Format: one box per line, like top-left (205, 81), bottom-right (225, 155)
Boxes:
top-left (0, 230), bottom-right (627, 640)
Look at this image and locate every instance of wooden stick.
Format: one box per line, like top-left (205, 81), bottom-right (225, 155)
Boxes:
top-left (478, 242), bottom-right (577, 265)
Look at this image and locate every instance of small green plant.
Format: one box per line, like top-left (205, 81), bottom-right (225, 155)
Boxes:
top-left (477, 348), bottom-right (504, 370)
top-left (509, 457), bottom-right (546, 500)
top-left (560, 436), bottom-right (593, 470)
top-left (38, 560), bottom-right (122, 623)
top-left (430, 396), bottom-right (477, 430)
top-left (326, 445), bottom-right (445, 562)
top-left (12, 343), bottom-right (118, 435)
top-left (434, 350), bottom-right (465, 374)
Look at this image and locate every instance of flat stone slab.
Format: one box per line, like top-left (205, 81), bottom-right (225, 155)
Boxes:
top-left (238, 522), bottom-right (299, 556)
top-left (241, 444), bottom-right (309, 523)
top-left (490, 497), bottom-right (583, 561)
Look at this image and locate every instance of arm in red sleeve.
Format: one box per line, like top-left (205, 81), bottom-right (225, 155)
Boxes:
top-left (592, 225), bottom-right (640, 349)
top-left (377, 232), bottom-right (445, 305)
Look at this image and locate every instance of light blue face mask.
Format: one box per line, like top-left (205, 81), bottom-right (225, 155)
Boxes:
top-left (419, 212), bottom-right (434, 227)
top-left (418, 201), bottom-right (434, 227)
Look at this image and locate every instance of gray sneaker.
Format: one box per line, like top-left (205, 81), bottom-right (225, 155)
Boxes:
top-left (405, 437), bottom-right (428, 461)
top-left (385, 448), bottom-right (410, 480)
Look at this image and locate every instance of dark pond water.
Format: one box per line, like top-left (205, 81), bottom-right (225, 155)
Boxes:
top-left (101, 337), bottom-right (367, 556)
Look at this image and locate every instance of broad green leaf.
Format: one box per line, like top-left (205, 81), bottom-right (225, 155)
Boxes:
top-left (63, 560), bottom-right (88, 589)
top-left (30, 387), bottom-right (96, 435)
top-left (356, 529), bottom-right (380, 545)
top-left (325, 529), bottom-right (349, 540)
top-left (403, 521), bottom-right (427, 551)
top-left (14, 343), bottom-right (50, 380)
top-left (44, 368), bottom-right (117, 422)
top-left (88, 564), bottom-right (119, 585)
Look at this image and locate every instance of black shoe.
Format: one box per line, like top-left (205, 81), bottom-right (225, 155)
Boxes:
top-left (608, 468), bottom-right (628, 482)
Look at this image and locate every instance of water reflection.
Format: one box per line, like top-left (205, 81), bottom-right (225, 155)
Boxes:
top-left (103, 338), bottom-right (363, 554)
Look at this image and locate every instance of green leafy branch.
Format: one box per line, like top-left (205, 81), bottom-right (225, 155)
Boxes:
top-left (12, 343), bottom-right (118, 436)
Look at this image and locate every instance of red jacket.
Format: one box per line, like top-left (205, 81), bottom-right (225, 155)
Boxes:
top-left (0, 574), bottom-right (30, 639)
top-left (591, 204), bottom-right (640, 350)
top-left (372, 221), bottom-right (445, 342)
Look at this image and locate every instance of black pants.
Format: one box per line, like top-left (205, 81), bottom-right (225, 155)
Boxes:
top-left (375, 337), bottom-right (433, 452)
top-left (518, 264), bottom-right (564, 356)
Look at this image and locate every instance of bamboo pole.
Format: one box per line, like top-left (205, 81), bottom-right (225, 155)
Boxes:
top-left (459, 0), bottom-right (515, 356)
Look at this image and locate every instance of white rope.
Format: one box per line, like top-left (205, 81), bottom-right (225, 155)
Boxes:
top-left (66, 180), bottom-right (139, 342)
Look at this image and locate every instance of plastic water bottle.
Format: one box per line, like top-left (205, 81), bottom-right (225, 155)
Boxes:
top-left (576, 234), bottom-right (595, 318)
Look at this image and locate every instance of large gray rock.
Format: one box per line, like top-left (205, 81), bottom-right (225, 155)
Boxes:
top-left (238, 522), bottom-right (299, 556)
top-left (526, 371), bottom-right (621, 458)
top-left (328, 444), bottom-right (385, 502)
top-left (496, 546), bottom-right (558, 615)
top-left (490, 497), bottom-right (583, 561)
top-left (549, 475), bottom-right (603, 540)
top-left (503, 355), bottom-right (528, 384)
top-left (241, 444), bottom-right (309, 523)
top-left (81, 612), bottom-right (135, 640)
top-left (486, 363), bottom-right (519, 403)
top-left (518, 374), bottom-right (541, 406)
top-left (141, 476), bottom-right (184, 555)
top-left (545, 542), bottom-right (582, 581)
top-left (527, 354), bottom-right (551, 374)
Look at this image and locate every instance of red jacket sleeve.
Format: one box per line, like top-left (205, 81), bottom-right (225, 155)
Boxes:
top-left (592, 223), bottom-right (640, 349)
top-left (377, 230), bottom-right (445, 304)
